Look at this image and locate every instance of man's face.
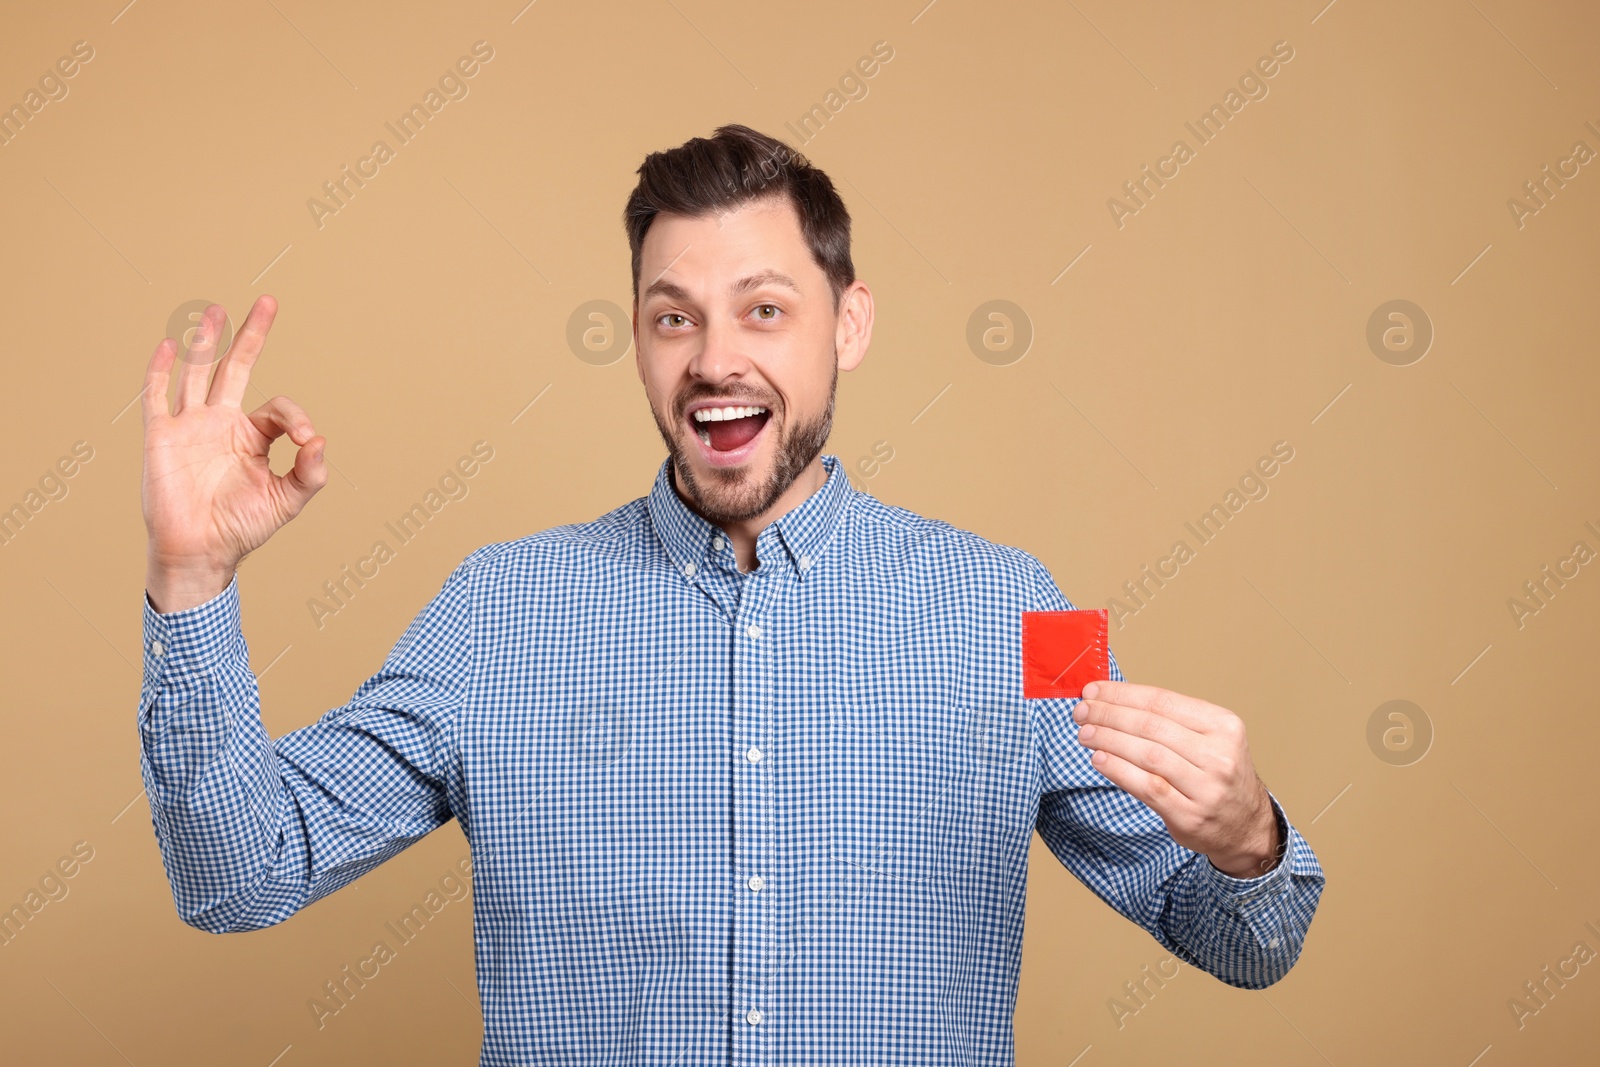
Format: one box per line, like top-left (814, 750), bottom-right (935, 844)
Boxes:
top-left (634, 194), bottom-right (866, 526)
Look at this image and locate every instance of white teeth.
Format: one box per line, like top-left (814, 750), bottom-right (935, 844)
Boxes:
top-left (692, 405), bottom-right (767, 423)
top-left (697, 426), bottom-right (711, 446)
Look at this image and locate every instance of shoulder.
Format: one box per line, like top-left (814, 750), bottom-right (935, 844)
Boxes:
top-left (452, 496), bottom-right (652, 580)
top-left (844, 491), bottom-right (1054, 597)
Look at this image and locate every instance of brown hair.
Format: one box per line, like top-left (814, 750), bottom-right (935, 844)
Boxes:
top-left (623, 123), bottom-right (855, 312)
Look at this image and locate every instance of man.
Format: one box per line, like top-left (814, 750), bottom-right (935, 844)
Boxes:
top-left (139, 124), bottom-right (1324, 1065)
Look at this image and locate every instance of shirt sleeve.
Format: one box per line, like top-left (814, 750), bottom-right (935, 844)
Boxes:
top-left (136, 561), bottom-right (476, 933)
top-left (1024, 559), bottom-right (1326, 989)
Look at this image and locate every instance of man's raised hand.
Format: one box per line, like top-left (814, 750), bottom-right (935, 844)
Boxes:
top-left (1071, 680), bottom-right (1281, 879)
top-left (141, 295), bottom-right (328, 612)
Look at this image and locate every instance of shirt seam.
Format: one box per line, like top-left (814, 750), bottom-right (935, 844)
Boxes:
top-left (446, 557), bottom-right (482, 822)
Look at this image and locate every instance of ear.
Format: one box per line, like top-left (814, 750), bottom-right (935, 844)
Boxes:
top-left (835, 280), bottom-right (873, 373)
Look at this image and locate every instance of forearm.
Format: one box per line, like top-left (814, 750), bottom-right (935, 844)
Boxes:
top-left (138, 564), bottom-right (472, 933)
top-left (139, 577), bottom-right (304, 931)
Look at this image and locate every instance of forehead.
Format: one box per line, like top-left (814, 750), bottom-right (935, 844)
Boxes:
top-left (639, 195), bottom-right (818, 296)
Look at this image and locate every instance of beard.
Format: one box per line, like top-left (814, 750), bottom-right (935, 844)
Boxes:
top-left (650, 356), bottom-right (838, 526)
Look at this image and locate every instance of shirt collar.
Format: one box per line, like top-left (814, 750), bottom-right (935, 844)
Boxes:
top-left (647, 453), bottom-right (855, 581)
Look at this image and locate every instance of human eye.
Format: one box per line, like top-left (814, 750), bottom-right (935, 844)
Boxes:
top-left (751, 304), bottom-right (783, 322)
top-left (657, 312), bottom-right (692, 329)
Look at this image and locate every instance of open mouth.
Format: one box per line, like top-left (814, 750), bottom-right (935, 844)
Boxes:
top-left (688, 404), bottom-right (772, 465)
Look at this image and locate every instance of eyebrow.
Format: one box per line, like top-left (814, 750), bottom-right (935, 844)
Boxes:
top-left (642, 268), bottom-right (801, 306)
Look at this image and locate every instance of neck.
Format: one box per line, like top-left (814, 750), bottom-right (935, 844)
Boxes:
top-left (673, 457), bottom-right (829, 572)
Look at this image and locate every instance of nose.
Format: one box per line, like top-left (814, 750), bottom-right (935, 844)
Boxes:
top-left (687, 313), bottom-right (752, 384)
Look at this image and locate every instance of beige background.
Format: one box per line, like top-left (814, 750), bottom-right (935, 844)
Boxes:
top-left (1, 0), bottom-right (1596, 1063)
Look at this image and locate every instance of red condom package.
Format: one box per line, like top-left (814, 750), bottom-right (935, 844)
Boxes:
top-left (1021, 608), bottom-right (1109, 699)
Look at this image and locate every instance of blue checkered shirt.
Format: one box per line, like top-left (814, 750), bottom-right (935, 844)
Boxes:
top-left (138, 452), bottom-right (1325, 1065)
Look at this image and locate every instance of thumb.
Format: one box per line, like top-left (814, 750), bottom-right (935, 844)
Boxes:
top-left (280, 434), bottom-right (329, 513)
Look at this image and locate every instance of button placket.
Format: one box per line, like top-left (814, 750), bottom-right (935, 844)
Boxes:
top-left (733, 591), bottom-right (773, 1058)
top-left (731, 549), bottom-right (791, 1060)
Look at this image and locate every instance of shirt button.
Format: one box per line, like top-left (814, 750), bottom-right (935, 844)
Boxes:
top-left (713, 536), bottom-right (725, 551)
top-left (799, 554), bottom-right (812, 570)
top-left (683, 562), bottom-right (696, 577)
top-left (748, 875), bottom-right (765, 892)
top-left (745, 746), bottom-right (762, 763)
top-left (746, 623), bottom-right (762, 640)
top-left (746, 1008), bottom-right (763, 1025)
top-left (1267, 937), bottom-right (1281, 949)
top-left (151, 640), bottom-right (165, 656)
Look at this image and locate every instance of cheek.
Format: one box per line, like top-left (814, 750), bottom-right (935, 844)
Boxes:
top-left (777, 386), bottom-right (822, 426)
top-left (638, 362), bottom-right (680, 412)
top-left (767, 341), bottom-right (833, 411)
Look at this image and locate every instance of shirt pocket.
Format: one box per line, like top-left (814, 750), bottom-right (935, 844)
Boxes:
top-left (827, 702), bottom-right (990, 881)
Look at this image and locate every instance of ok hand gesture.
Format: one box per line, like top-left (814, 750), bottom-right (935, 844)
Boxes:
top-left (142, 296), bottom-right (327, 611)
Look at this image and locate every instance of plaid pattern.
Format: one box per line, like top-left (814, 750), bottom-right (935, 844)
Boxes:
top-left (138, 451), bottom-right (1325, 1065)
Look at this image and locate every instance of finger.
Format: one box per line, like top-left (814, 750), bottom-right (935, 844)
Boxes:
top-left (1076, 723), bottom-right (1206, 800)
top-left (142, 337), bottom-right (179, 427)
top-left (175, 304), bottom-right (225, 414)
top-left (1075, 696), bottom-right (1209, 766)
top-left (1082, 680), bottom-right (1216, 733)
top-left (277, 434), bottom-right (329, 515)
top-left (208, 294), bottom-right (278, 409)
top-left (246, 395), bottom-right (317, 449)
top-left (1086, 747), bottom-right (1196, 823)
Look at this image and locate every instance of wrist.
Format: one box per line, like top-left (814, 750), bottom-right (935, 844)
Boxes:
top-left (1208, 792), bottom-right (1282, 878)
top-left (145, 557), bottom-right (235, 613)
